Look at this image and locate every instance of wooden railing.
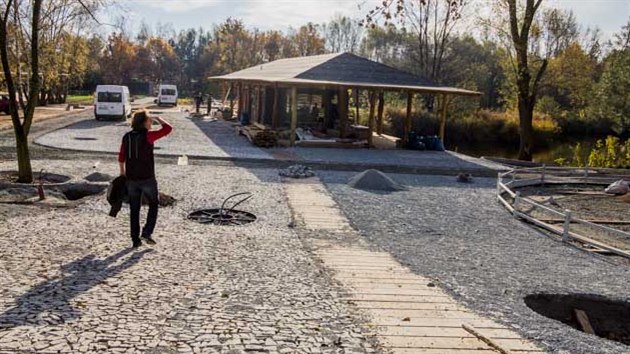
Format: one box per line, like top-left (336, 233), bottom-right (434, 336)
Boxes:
top-left (497, 166), bottom-right (630, 259)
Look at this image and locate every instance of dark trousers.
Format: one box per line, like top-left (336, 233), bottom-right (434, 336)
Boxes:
top-left (127, 178), bottom-right (158, 242)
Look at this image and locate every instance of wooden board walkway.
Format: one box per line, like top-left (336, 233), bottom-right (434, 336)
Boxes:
top-left (285, 177), bottom-right (546, 354)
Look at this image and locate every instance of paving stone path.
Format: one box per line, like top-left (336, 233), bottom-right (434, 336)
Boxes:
top-left (285, 177), bottom-right (545, 354)
top-left (0, 160), bottom-right (376, 353)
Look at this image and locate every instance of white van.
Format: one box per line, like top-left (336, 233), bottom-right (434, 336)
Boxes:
top-left (94, 85), bottom-right (132, 121)
top-left (158, 84), bottom-right (178, 106)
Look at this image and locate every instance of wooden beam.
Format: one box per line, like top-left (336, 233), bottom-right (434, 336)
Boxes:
top-left (290, 87), bottom-right (298, 146)
top-left (338, 86), bottom-right (348, 138)
top-left (368, 91), bottom-right (376, 148)
top-left (377, 90), bottom-right (384, 134)
top-left (439, 94), bottom-right (449, 142)
top-left (271, 84), bottom-right (279, 129)
top-left (403, 91), bottom-right (413, 145)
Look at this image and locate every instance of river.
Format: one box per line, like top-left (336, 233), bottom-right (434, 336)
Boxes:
top-left (450, 138), bottom-right (597, 164)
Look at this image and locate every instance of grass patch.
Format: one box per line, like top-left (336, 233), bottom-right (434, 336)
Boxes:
top-left (67, 95), bottom-right (93, 104)
top-left (177, 98), bottom-right (193, 105)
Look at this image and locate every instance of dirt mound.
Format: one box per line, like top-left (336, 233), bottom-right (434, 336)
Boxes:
top-left (84, 172), bottom-right (113, 182)
top-left (348, 170), bottom-right (405, 192)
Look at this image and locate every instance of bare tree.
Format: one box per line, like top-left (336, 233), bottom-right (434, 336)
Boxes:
top-left (0, 0), bottom-right (42, 182)
top-left (362, 0), bottom-right (466, 83)
top-left (322, 15), bottom-right (363, 53)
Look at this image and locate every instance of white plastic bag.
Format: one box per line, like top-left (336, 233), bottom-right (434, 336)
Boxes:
top-left (604, 179), bottom-right (629, 195)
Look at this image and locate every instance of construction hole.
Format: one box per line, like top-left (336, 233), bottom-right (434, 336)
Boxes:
top-left (525, 293), bottom-right (630, 345)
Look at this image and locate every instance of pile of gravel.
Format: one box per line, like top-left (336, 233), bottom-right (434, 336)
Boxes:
top-left (279, 164), bottom-right (315, 179)
top-left (84, 172), bottom-right (113, 182)
top-left (348, 169), bottom-right (405, 192)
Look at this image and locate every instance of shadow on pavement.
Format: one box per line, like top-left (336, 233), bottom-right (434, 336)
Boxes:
top-left (0, 248), bottom-right (152, 329)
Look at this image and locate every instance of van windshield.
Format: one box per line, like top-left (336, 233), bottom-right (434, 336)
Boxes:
top-left (161, 89), bottom-right (176, 96)
top-left (97, 92), bottom-right (122, 103)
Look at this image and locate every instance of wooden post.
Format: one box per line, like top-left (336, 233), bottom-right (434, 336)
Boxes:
top-left (229, 82), bottom-right (234, 114)
top-left (439, 94), bottom-right (449, 142)
top-left (322, 90), bottom-right (331, 133)
top-left (290, 87), bottom-right (298, 146)
top-left (246, 84), bottom-right (252, 117)
top-left (403, 91), bottom-right (413, 145)
top-left (562, 210), bottom-right (572, 242)
top-left (354, 88), bottom-right (360, 124)
top-left (368, 91), bottom-right (376, 148)
top-left (237, 82), bottom-right (243, 119)
top-left (377, 91), bottom-right (384, 134)
top-left (338, 86), bottom-right (348, 138)
top-left (257, 86), bottom-right (263, 123)
top-left (271, 84), bottom-right (279, 129)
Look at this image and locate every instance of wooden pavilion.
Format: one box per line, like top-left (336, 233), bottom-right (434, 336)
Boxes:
top-left (210, 53), bottom-right (480, 147)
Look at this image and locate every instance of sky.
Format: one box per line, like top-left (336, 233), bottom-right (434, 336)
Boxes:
top-left (109, 0), bottom-right (630, 40)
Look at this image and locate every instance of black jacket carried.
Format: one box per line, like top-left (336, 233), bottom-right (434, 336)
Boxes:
top-left (107, 175), bottom-right (127, 217)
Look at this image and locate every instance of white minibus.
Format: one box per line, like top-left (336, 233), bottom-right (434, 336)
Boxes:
top-left (94, 85), bottom-right (132, 121)
top-left (158, 84), bottom-right (178, 106)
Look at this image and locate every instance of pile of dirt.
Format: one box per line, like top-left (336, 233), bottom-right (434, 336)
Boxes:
top-left (84, 172), bottom-right (114, 182)
top-left (348, 170), bottom-right (405, 192)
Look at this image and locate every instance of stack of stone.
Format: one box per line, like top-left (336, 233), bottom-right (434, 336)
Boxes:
top-left (279, 165), bottom-right (315, 179)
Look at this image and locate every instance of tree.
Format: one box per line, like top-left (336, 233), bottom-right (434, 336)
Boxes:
top-left (0, 0), bottom-right (42, 183)
top-left (590, 24), bottom-right (630, 133)
top-left (362, 0), bottom-right (467, 83)
top-left (289, 23), bottom-right (325, 57)
top-left (322, 15), bottom-right (363, 53)
top-left (99, 33), bottom-right (137, 84)
top-left (505, 0), bottom-right (547, 161)
top-left (543, 42), bottom-right (595, 110)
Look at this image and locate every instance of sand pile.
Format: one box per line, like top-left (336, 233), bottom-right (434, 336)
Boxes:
top-left (348, 169), bottom-right (405, 192)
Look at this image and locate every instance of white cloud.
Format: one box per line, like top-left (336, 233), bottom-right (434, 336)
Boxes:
top-left (136, 0), bottom-right (223, 12)
top-left (236, 0), bottom-right (366, 29)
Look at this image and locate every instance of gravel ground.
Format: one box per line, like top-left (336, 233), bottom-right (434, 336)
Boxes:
top-left (320, 171), bottom-right (630, 354)
top-left (0, 160), bottom-right (378, 353)
top-left (35, 113), bottom-right (274, 160)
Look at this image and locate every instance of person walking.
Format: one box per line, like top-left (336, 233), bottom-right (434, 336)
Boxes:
top-left (118, 110), bottom-right (173, 248)
top-left (194, 92), bottom-right (203, 114)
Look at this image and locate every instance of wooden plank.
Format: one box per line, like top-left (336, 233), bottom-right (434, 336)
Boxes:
top-left (391, 349), bottom-right (496, 354)
top-left (380, 335), bottom-right (492, 350)
top-left (574, 309), bottom-right (595, 334)
top-left (376, 326), bottom-right (474, 338)
top-left (366, 309), bottom-right (475, 319)
top-left (462, 324), bottom-right (514, 354)
top-left (371, 317), bottom-right (506, 329)
top-left (344, 295), bottom-right (453, 303)
top-left (354, 301), bottom-right (464, 311)
top-left (290, 87), bottom-right (297, 146)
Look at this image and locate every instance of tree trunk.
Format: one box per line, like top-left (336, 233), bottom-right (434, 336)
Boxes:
top-left (517, 97), bottom-right (534, 161)
top-left (14, 125), bottom-right (32, 182)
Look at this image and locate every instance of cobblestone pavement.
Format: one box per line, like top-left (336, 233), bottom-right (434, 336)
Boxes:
top-left (320, 171), bottom-right (630, 354)
top-left (0, 160), bottom-right (378, 353)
